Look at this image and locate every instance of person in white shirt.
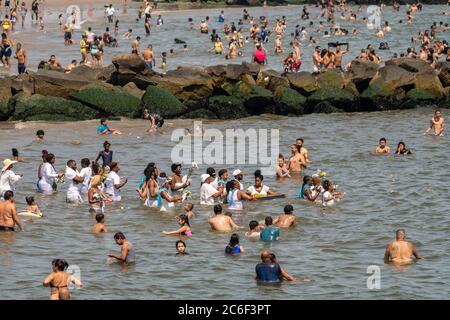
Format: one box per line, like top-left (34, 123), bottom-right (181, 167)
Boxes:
top-left (38, 153), bottom-right (64, 195)
top-left (79, 158), bottom-right (92, 197)
top-left (321, 180), bottom-right (343, 207)
top-left (206, 167), bottom-right (219, 189)
top-left (105, 4), bottom-right (115, 23)
top-left (65, 160), bottom-right (84, 204)
top-left (246, 174), bottom-right (275, 197)
top-left (232, 169), bottom-right (244, 190)
top-left (104, 162), bottom-right (128, 201)
top-left (0, 159), bottom-right (22, 198)
top-left (200, 174), bottom-right (223, 205)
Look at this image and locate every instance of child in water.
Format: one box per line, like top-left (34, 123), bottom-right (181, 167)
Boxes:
top-left (25, 196), bottom-right (41, 215)
top-left (162, 214), bottom-right (193, 236)
top-left (92, 213), bottom-right (108, 233)
top-left (43, 259), bottom-right (83, 300)
top-left (160, 52), bottom-right (167, 70)
top-left (276, 154), bottom-right (290, 178)
top-left (183, 202), bottom-right (194, 220)
top-left (225, 233), bottom-right (244, 254)
top-left (176, 240), bottom-right (189, 255)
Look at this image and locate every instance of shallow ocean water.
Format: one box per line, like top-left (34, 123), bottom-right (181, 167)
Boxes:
top-left (0, 107), bottom-right (449, 299)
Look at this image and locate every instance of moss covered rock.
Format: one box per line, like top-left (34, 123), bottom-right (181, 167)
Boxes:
top-left (286, 72), bottom-right (319, 96)
top-left (181, 108), bottom-right (218, 119)
top-left (402, 88), bottom-right (442, 108)
top-left (275, 87), bottom-right (306, 115)
top-left (70, 86), bottom-right (141, 117)
top-left (360, 85), bottom-right (406, 111)
top-left (139, 85), bottom-right (187, 118)
top-left (311, 101), bottom-right (343, 114)
top-left (208, 95), bottom-right (248, 119)
top-left (10, 94), bottom-right (98, 121)
top-left (307, 86), bottom-right (357, 112)
top-left (234, 81), bottom-right (275, 115)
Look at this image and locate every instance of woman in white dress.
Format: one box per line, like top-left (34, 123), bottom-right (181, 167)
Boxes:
top-left (246, 174), bottom-right (275, 198)
top-left (38, 153), bottom-right (64, 195)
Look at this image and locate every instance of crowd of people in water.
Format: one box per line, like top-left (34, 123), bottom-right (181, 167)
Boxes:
top-left (0, 0), bottom-right (449, 74)
top-left (0, 108), bottom-right (444, 299)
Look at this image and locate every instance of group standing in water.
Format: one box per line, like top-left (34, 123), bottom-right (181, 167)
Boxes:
top-left (2, 1), bottom-right (447, 299)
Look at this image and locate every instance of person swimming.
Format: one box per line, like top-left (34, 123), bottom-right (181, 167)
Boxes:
top-left (162, 214), bottom-right (193, 236)
top-left (176, 240), bottom-right (189, 255)
top-left (225, 233), bottom-right (244, 254)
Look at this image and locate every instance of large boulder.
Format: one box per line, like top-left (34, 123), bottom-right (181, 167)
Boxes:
top-left (386, 58), bottom-right (434, 74)
top-left (0, 77), bottom-right (13, 120)
top-left (182, 108), bottom-right (218, 119)
top-left (31, 69), bottom-right (93, 98)
top-left (205, 64), bottom-right (227, 87)
top-left (68, 65), bottom-right (105, 81)
top-left (97, 64), bottom-right (117, 81)
top-left (0, 77), bottom-right (12, 105)
top-left (346, 59), bottom-right (379, 93)
top-left (9, 93), bottom-right (98, 121)
top-left (139, 85), bottom-right (187, 118)
top-left (413, 71), bottom-right (446, 100)
top-left (112, 54), bottom-right (147, 75)
top-left (225, 64), bottom-right (253, 81)
top-left (10, 73), bottom-right (34, 95)
top-left (403, 88), bottom-right (442, 108)
top-left (260, 70), bottom-right (290, 93)
top-left (436, 61), bottom-right (450, 88)
top-left (70, 86), bottom-right (141, 117)
top-left (360, 65), bottom-right (416, 110)
top-left (307, 86), bottom-right (357, 112)
top-left (150, 66), bottom-right (214, 108)
top-left (286, 72), bottom-right (319, 96)
top-left (360, 85), bottom-right (406, 111)
top-left (275, 87), bottom-right (307, 115)
top-left (122, 82), bottom-right (145, 99)
top-left (234, 81), bottom-right (276, 115)
top-left (207, 95), bottom-right (248, 119)
top-left (311, 101), bottom-right (343, 114)
top-left (317, 70), bottom-right (345, 89)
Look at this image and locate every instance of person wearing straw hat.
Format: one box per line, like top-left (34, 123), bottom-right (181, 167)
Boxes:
top-left (232, 169), bottom-right (244, 190)
top-left (0, 159), bottom-right (22, 198)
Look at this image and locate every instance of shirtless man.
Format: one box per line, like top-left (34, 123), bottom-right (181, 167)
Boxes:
top-left (65, 60), bottom-right (77, 74)
top-left (295, 138), bottom-right (311, 163)
top-left (312, 46), bottom-right (322, 72)
top-left (323, 47), bottom-right (335, 69)
top-left (131, 36), bottom-right (140, 55)
top-left (424, 110), bottom-right (445, 136)
top-left (227, 38), bottom-right (238, 59)
top-left (13, 42), bottom-right (26, 74)
top-left (334, 44), bottom-right (348, 71)
top-left (0, 191), bottom-right (24, 231)
top-left (142, 44), bottom-right (155, 70)
top-left (48, 55), bottom-right (62, 68)
top-left (288, 145), bottom-right (306, 174)
top-left (375, 137), bottom-right (391, 153)
top-left (384, 229), bottom-right (421, 264)
top-left (208, 204), bottom-right (241, 232)
top-left (273, 205), bottom-right (296, 228)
